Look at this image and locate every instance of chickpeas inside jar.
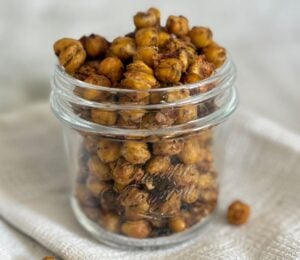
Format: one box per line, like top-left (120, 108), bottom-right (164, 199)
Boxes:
top-left (51, 7), bottom-right (238, 248)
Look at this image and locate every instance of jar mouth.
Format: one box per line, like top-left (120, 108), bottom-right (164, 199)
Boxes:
top-left (50, 54), bottom-right (238, 138)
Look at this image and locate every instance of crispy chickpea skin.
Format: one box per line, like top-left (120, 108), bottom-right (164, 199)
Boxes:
top-left (227, 200), bottom-right (250, 225)
top-left (166, 15), bottom-right (189, 36)
top-left (133, 46), bottom-right (159, 68)
top-left (158, 30), bottom-right (171, 48)
top-left (121, 141), bottom-right (151, 164)
top-left (122, 71), bottom-right (157, 90)
top-left (155, 58), bottom-right (182, 84)
top-left (112, 158), bottom-right (141, 185)
top-left (145, 156), bottom-right (171, 174)
top-left (176, 105), bottom-right (198, 124)
top-left (109, 37), bottom-right (136, 60)
top-left (121, 220), bottom-right (151, 238)
top-left (81, 74), bottom-right (111, 101)
top-left (76, 183), bottom-right (99, 207)
top-left (134, 10), bottom-right (158, 29)
top-left (148, 7), bottom-right (160, 24)
top-left (135, 27), bottom-right (159, 47)
top-left (126, 60), bottom-right (153, 75)
top-left (97, 139), bottom-right (121, 163)
top-left (97, 57), bottom-right (124, 84)
top-left (153, 139), bottom-right (184, 156)
top-left (181, 186), bottom-right (200, 203)
top-left (188, 55), bottom-right (215, 80)
top-left (80, 34), bottom-right (109, 58)
top-left (169, 216), bottom-right (186, 233)
top-left (86, 175), bottom-right (110, 197)
top-left (173, 164), bottom-right (200, 186)
top-left (203, 42), bottom-right (226, 68)
top-left (164, 89), bottom-right (189, 102)
top-left (53, 38), bottom-right (86, 74)
top-left (87, 155), bottom-right (112, 180)
top-left (159, 192), bottom-right (181, 216)
top-left (99, 212), bottom-right (120, 232)
top-left (91, 109), bottom-right (117, 125)
top-left (178, 137), bottom-right (208, 164)
top-left (189, 26), bottom-right (213, 48)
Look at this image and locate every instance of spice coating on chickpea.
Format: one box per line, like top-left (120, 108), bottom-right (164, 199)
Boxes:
top-left (91, 109), bottom-right (117, 125)
top-left (166, 15), bottom-right (189, 36)
top-left (189, 26), bottom-right (213, 48)
top-left (155, 58), bottom-right (182, 84)
top-left (145, 156), bottom-right (171, 174)
top-left (203, 42), bottom-right (226, 68)
top-left (121, 141), bottom-right (151, 164)
top-left (97, 57), bottom-right (124, 84)
top-left (80, 34), bottom-right (109, 58)
top-left (135, 27), bottom-right (159, 47)
top-left (97, 139), bottom-right (121, 163)
top-left (227, 200), bottom-right (250, 225)
top-left (133, 46), bottom-right (159, 68)
top-left (169, 216), bottom-right (186, 232)
top-left (82, 74), bottom-right (111, 101)
top-left (109, 37), bottom-right (136, 60)
top-left (87, 155), bottom-right (111, 180)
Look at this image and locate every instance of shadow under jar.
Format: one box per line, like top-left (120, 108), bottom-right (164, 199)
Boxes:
top-left (50, 55), bottom-right (238, 249)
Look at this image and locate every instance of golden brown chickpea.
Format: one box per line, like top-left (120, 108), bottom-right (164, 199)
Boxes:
top-left (203, 42), bottom-right (226, 68)
top-left (83, 135), bottom-right (99, 153)
top-left (181, 186), bottom-right (200, 203)
top-left (178, 49), bottom-right (190, 72)
top-left (87, 155), bottom-right (112, 180)
top-left (119, 109), bottom-right (146, 124)
top-left (135, 27), bottom-right (159, 47)
top-left (197, 173), bottom-right (217, 189)
top-left (134, 11), bottom-right (158, 29)
top-left (189, 26), bottom-right (213, 48)
top-left (168, 216), bottom-right (186, 233)
top-left (148, 7), bottom-right (160, 24)
top-left (145, 156), bottom-right (171, 174)
top-left (153, 138), bottom-right (184, 156)
top-left (187, 55), bottom-right (215, 80)
top-left (86, 175), bottom-right (110, 197)
top-left (158, 30), bottom-right (171, 48)
top-left (126, 60), bottom-right (153, 75)
top-left (113, 182), bottom-right (127, 193)
top-left (149, 92), bottom-right (162, 104)
top-left (199, 188), bottom-right (218, 202)
top-left (99, 212), bottom-right (120, 232)
top-left (159, 192), bottom-right (181, 216)
top-left (53, 38), bottom-right (86, 74)
top-left (123, 71), bottom-right (157, 89)
top-left (166, 15), bottom-right (189, 36)
top-left (80, 34), bottom-right (109, 58)
top-left (81, 74), bottom-right (111, 101)
top-left (112, 158), bottom-right (139, 185)
top-left (182, 72), bottom-right (202, 84)
top-left (121, 141), bottom-right (151, 164)
top-left (121, 220), bottom-right (151, 238)
top-left (175, 105), bottom-right (198, 124)
top-left (83, 206), bottom-right (100, 221)
top-left (75, 61), bottom-right (98, 80)
top-left (133, 46), bottom-right (159, 68)
top-left (227, 200), bottom-right (250, 225)
top-left (97, 139), bottom-right (121, 163)
top-left (173, 164), bottom-right (200, 186)
top-left (178, 137), bottom-right (207, 164)
top-left (164, 89), bottom-right (189, 102)
top-left (109, 36), bottom-right (136, 60)
top-left (91, 109), bottom-right (117, 125)
top-left (97, 57), bottom-right (124, 84)
top-left (155, 58), bottom-right (182, 84)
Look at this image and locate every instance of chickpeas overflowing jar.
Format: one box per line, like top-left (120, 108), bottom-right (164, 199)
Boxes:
top-left (50, 7), bottom-right (238, 248)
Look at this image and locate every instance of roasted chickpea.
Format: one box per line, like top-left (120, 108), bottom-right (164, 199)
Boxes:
top-left (112, 158), bottom-right (140, 185)
top-left (123, 71), bottom-right (157, 89)
top-left (168, 216), bottom-right (186, 233)
top-left (135, 27), bottom-right (159, 47)
top-left (181, 186), bottom-right (200, 203)
top-left (87, 155), bottom-right (112, 180)
top-left (227, 200), bottom-right (250, 225)
top-left (189, 26), bottom-right (213, 48)
top-left (197, 173), bottom-right (217, 189)
top-left (121, 141), bottom-right (151, 164)
top-left (158, 30), bottom-right (171, 48)
top-left (178, 137), bottom-right (207, 164)
top-left (145, 156), bottom-right (171, 174)
top-left (119, 109), bottom-right (145, 124)
top-left (74, 61), bottom-right (98, 80)
top-left (97, 139), bottom-right (121, 163)
top-left (126, 60), bottom-right (153, 75)
top-left (175, 105), bottom-right (198, 124)
top-left (83, 135), bottom-right (99, 153)
top-left (182, 72), bottom-right (202, 84)
top-left (148, 7), bottom-right (160, 24)
top-left (166, 15), bottom-right (189, 36)
top-left (53, 38), bottom-right (86, 74)
top-left (203, 42), bottom-right (226, 68)
top-left (199, 188), bottom-right (218, 202)
top-left (121, 220), bottom-right (151, 238)
top-left (133, 46), bottom-right (159, 68)
top-left (91, 109), bottom-right (117, 125)
top-left (153, 139), bottom-right (184, 156)
top-left (80, 34), bottom-right (109, 58)
top-left (164, 89), bottom-right (189, 102)
top-left (134, 11), bottom-right (158, 29)
top-left (76, 183), bottom-right (99, 207)
top-left (86, 175), bottom-right (110, 197)
top-left (109, 37), bottom-right (136, 60)
top-left (187, 55), bottom-right (215, 80)
top-left (173, 164), bottom-right (200, 186)
top-left (97, 57), bottom-right (124, 84)
top-left (99, 212), bottom-right (120, 232)
top-left (155, 58), bottom-right (182, 84)
top-left (81, 74), bottom-right (111, 101)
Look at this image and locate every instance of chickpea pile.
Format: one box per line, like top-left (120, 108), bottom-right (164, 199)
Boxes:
top-left (53, 8), bottom-right (224, 238)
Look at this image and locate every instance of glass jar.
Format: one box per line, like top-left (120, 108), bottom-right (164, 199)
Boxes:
top-left (50, 55), bottom-right (237, 249)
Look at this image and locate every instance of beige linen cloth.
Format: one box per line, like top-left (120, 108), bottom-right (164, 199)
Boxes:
top-left (0, 102), bottom-right (299, 260)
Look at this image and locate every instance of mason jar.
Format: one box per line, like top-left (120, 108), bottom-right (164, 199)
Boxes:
top-left (50, 54), bottom-right (237, 248)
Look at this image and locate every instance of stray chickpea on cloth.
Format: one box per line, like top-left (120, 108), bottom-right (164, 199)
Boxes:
top-left (52, 7), bottom-right (230, 239)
